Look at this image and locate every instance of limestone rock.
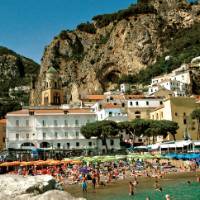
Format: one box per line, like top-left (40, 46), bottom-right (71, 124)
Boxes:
top-left (32, 1), bottom-right (200, 102)
top-left (0, 175), bottom-right (84, 200)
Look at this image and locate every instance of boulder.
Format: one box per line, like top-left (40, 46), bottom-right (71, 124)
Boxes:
top-left (0, 175), bottom-right (85, 200)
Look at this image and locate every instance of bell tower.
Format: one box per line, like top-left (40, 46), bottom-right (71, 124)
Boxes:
top-left (41, 67), bottom-right (63, 106)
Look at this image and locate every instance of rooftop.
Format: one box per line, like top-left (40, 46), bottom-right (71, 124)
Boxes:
top-left (7, 108), bottom-right (95, 116)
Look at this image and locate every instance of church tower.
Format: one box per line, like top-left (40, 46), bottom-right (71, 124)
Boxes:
top-left (41, 67), bottom-right (63, 106)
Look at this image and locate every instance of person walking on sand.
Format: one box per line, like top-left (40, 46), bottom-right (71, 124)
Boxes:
top-left (129, 181), bottom-right (134, 196)
top-left (82, 175), bottom-right (87, 193)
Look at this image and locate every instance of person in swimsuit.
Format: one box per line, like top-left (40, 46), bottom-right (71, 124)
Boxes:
top-left (82, 175), bottom-right (87, 193)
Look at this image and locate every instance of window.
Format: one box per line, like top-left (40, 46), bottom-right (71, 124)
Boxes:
top-left (26, 120), bottom-right (29, 127)
top-left (122, 103), bottom-right (125, 107)
top-left (43, 132), bottom-right (46, 139)
top-left (76, 142), bottom-right (80, 147)
top-left (54, 120), bottom-right (57, 126)
top-left (75, 119), bottom-right (79, 126)
top-left (156, 113), bottom-right (159, 120)
top-left (160, 101), bottom-right (163, 105)
top-left (130, 101), bottom-right (133, 106)
top-left (64, 119), bottom-right (68, 126)
top-left (146, 101), bottom-right (149, 106)
top-left (26, 133), bottom-right (29, 139)
top-left (109, 112), bottom-right (112, 117)
top-left (175, 112), bottom-right (178, 116)
top-left (42, 120), bottom-right (45, 127)
top-left (57, 143), bottom-right (61, 149)
top-left (16, 120), bottom-right (19, 127)
top-left (135, 111), bottom-right (141, 114)
top-left (135, 115), bottom-right (141, 119)
top-left (65, 132), bottom-right (68, 138)
top-left (16, 133), bottom-right (19, 140)
top-left (75, 131), bottom-right (79, 138)
top-left (66, 143), bottom-right (70, 149)
top-left (55, 132), bottom-right (58, 138)
top-left (88, 142), bottom-right (92, 146)
top-left (99, 104), bottom-right (102, 109)
top-left (114, 103), bottom-right (117, 105)
top-left (183, 118), bottom-right (187, 125)
top-left (135, 101), bottom-right (139, 106)
top-left (110, 139), bottom-right (114, 146)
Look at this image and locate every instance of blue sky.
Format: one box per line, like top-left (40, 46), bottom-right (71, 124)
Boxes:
top-left (0, 0), bottom-right (136, 63)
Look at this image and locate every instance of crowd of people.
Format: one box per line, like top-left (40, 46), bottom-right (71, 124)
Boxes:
top-left (1, 157), bottom-right (200, 199)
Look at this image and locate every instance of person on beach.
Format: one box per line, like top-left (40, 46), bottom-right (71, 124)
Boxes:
top-left (82, 175), bottom-right (87, 193)
top-left (91, 172), bottom-right (97, 191)
top-left (129, 181), bottom-right (134, 196)
top-left (154, 180), bottom-right (162, 192)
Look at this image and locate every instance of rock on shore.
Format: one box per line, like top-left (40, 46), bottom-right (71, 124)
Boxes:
top-left (0, 174), bottom-right (85, 200)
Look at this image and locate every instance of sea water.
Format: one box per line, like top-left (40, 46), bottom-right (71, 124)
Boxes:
top-left (67, 173), bottom-right (200, 200)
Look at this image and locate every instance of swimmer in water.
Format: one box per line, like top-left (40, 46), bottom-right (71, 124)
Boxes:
top-left (165, 194), bottom-right (170, 200)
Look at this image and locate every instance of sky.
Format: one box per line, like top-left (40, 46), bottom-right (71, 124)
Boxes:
top-left (0, 0), bottom-right (136, 63)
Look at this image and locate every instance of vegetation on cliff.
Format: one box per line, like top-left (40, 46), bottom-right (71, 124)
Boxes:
top-left (92, 3), bottom-right (157, 28)
top-left (0, 46), bottom-right (40, 117)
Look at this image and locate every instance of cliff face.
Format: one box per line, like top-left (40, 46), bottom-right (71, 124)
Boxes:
top-left (35, 0), bottom-right (200, 102)
top-left (0, 46), bottom-right (40, 117)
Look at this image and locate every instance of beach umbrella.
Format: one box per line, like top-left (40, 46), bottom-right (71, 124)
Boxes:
top-left (80, 167), bottom-right (90, 174)
top-left (20, 161), bottom-right (32, 166)
top-left (71, 160), bottom-right (82, 164)
top-left (61, 159), bottom-right (72, 164)
top-left (46, 160), bottom-right (61, 165)
top-left (33, 160), bottom-right (48, 166)
top-left (115, 155), bottom-right (127, 160)
top-left (0, 161), bottom-right (20, 167)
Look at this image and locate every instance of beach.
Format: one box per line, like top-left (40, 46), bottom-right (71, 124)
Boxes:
top-left (66, 172), bottom-right (200, 200)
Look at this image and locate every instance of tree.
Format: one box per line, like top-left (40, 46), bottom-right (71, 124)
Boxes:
top-left (81, 120), bottom-right (119, 152)
top-left (160, 120), bottom-right (179, 141)
top-left (191, 109), bottom-right (200, 140)
top-left (144, 120), bottom-right (179, 143)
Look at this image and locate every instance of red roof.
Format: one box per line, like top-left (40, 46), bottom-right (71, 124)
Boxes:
top-left (103, 103), bottom-right (121, 109)
top-left (82, 95), bottom-right (105, 100)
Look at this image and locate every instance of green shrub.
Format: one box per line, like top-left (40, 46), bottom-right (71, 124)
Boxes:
top-left (92, 3), bottom-right (157, 28)
top-left (77, 22), bottom-right (96, 34)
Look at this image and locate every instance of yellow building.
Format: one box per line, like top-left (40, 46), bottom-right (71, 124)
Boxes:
top-left (150, 97), bottom-right (200, 141)
top-left (41, 67), bottom-right (64, 106)
top-left (0, 119), bottom-right (6, 151)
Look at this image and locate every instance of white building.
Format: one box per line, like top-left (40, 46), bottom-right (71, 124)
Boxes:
top-left (92, 102), bottom-right (128, 122)
top-left (6, 107), bottom-right (121, 153)
top-left (148, 64), bottom-right (191, 96)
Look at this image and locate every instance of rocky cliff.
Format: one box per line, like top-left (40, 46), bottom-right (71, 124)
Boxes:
top-left (34, 0), bottom-right (200, 102)
top-left (0, 46), bottom-right (40, 117)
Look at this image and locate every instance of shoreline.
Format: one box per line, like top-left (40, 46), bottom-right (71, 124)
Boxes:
top-left (65, 171), bottom-right (200, 199)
